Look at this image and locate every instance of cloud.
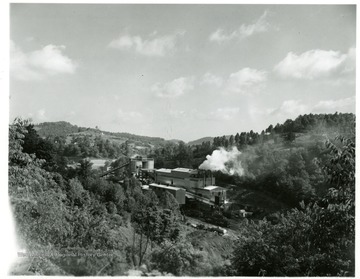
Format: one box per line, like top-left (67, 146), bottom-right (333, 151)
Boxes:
top-left (209, 11), bottom-right (270, 43)
top-left (37, 109), bottom-right (46, 120)
top-left (209, 107), bottom-right (240, 121)
top-left (10, 41), bottom-right (77, 81)
top-left (166, 107), bottom-right (239, 122)
top-left (274, 49), bottom-right (351, 80)
top-left (28, 109), bottom-right (48, 122)
top-left (225, 68), bottom-right (267, 94)
top-left (117, 109), bottom-right (143, 123)
top-left (200, 72), bottom-right (223, 87)
top-left (248, 105), bottom-right (275, 118)
top-left (108, 30), bottom-right (185, 56)
top-left (342, 47), bottom-right (356, 74)
top-left (269, 96), bottom-right (355, 120)
top-left (312, 96), bottom-right (355, 113)
top-left (152, 76), bottom-right (195, 98)
top-left (271, 100), bottom-right (309, 118)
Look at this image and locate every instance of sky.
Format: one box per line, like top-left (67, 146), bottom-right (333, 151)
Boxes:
top-left (9, 4), bottom-right (356, 142)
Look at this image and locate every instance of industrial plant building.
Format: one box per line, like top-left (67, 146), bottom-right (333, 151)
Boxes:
top-left (101, 156), bottom-right (227, 206)
top-left (154, 168), bottom-right (215, 190)
top-left (154, 167), bottom-right (227, 206)
top-left (148, 183), bottom-right (186, 205)
top-left (130, 156), bottom-right (154, 174)
top-left (193, 185), bottom-right (227, 205)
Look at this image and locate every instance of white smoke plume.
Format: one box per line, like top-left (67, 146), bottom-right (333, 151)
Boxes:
top-left (199, 147), bottom-right (244, 176)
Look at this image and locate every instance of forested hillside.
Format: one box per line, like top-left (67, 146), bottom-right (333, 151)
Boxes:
top-left (150, 113), bottom-right (355, 208)
top-left (34, 121), bottom-right (167, 159)
top-left (36, 121), bottom-right (165, 144)
top-left (8, 112), bottom-right (355, 276)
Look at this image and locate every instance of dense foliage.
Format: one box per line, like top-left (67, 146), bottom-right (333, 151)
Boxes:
top-left (150, 113), bottom-right (354, 208)
top-left (35, 121), bottom-right (165, 159)
top-left (8, 119), bottom-right (190, 275)
top-left (36, 121), bottom-right (165, 143)
top-left (209, 112), bottom-right (355, 148)
top-left (8, 112), bottom-right (355, 276)
top-left (229, 136), bottom-right (355, 276)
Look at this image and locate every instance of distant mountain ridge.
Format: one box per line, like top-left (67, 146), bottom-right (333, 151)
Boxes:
top-left (187, 136), bottom-right (214, 146)
top-left (34, 121), bottom-right (165, 142)
top-left (34, 112), bottom-right (355, 149)
top-left (34, 121), bottom-right (167, 148)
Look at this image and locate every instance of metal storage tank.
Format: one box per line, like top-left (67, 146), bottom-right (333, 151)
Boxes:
top-left (131, 159), bottom-right (143, 173)
top-left (143, 158), bottom-right (154, 170)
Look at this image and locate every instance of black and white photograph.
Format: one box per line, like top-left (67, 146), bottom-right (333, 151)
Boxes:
top-left (5, 2), bottom-right (356, 277)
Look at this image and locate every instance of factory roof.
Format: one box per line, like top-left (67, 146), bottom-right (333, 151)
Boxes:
top-left (131, 156), bottom-right (154, 161)
top-left (149, 183), bottom-right (185, 191)
top-left (156, 168), bottom-right (172, 173)
top-left (172, 167), bottom-right (197, 173)
top-left (203, 185), bottom-right (226, 191)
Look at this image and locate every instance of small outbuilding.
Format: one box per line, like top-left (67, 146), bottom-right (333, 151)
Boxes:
top-left (194, 185), bottom-right (227, 205)
top-left (149, 183), bottom-right (186, 205)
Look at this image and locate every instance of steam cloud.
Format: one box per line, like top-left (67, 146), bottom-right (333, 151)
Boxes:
top-left (199, 147), bottom-right (244, 176)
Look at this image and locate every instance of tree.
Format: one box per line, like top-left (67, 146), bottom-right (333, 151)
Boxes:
top-left (9, 119), bottom-right (71, 249)
top-left (21, 123), bottom-right (60, 171)
top-left (229, 135), bottom-right (234, 146)
top-left (175, 141), bottom-right (193, 167)
top-left (234, 133), bottom-right (240, 145)
top-left (282, 131), bottom-right (296, 143)
top-left (230, 136), bottom-right (355, 276)
top-left (150, 239), bottom-right (211, 276)
top-left (9, 119), bottom-right (133, 276)
top-left (324, 136), bottom-right (355, 191)
top-left (265, 124), bottom-right (273, 133)
top-left (130, 191), bottom-right (180, 267)
top-left (68, 178), bottom-right (86, 208)
top-left (77, 159), bottom-right (93, 189)
top-left (158, 190), bottom-right (180, 213)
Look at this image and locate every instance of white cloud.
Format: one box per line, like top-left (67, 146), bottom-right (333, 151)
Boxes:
top-left (248, 106), bottom-right (275, 118)
top-left (37, 109), bottom-right (46, 120)
top-left (152, 76), bottom-right (195, 98)
top-left (200, 72), bottom-right (223, 88)
top-left (274, 49), bottom-right (349, 80)
top-left (28, 109), bottom-right (48, 122)
top-left (117, 109), bottom-right (143, 123)
top-left (209, 11), bottom-right (270, 43)
top-left (108, 30), bottom-right (185, 56)
top-left (269, 96), bottom-right (355, 120)
top-left (225, 68), bottom-right (267, 94)
top-left (342, 47), bottom-right (356, 74)
top-left (167, 107), bottom-right (240, 121)
top-left (312, 96), bottom-right (355, 113)
top-left (271, 100), bottom-right (309, 118)
top-left (209, 107), bottom-right (240, 121)
top-left (10, 41), bottom-right (77, 81)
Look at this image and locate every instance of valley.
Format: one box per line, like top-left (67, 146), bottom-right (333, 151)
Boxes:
top-left (8, 112), bottom-right (355, 276)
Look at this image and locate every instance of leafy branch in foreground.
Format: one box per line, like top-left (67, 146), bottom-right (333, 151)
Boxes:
top-left (230, 136), bottom-right (355, 276)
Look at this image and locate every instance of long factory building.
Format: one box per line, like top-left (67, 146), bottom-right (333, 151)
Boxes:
top-left (133, 158), bottom-right (227, 206)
